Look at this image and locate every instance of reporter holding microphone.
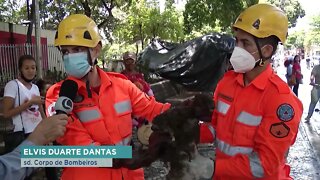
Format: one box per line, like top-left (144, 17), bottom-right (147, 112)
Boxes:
top-left (0, 114), bottom-right (68, 180)
top-left (0, 79), bottom-right (75, 180)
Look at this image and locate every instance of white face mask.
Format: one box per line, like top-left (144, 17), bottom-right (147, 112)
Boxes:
top-left (229, 47), bottom-right (260, 73)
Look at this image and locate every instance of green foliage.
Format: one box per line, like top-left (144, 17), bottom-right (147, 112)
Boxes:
top-left (99, 43), bottom-right (136, 62)
top-left (45, 68), bottom-right (67, 82)
top-left (266, 0), bottom-right (305, 28)
top-left (113, 0), bottom-right (184, 49)
top-left (0, 0), bottom-right (132, 43)
top-left (310, 15), bottom-right (320, 32)
top-left (184, 25), bottom-right (224, 41)
top-left (0, 0), bottom-right (27, 23)
top-left (286, 31), bottom-right (305, 49)
top-left (304, 15), bottom-right (320, 49)
top-left (183, 0), bottom-right (259, 33)
top-left (39, 0), bottom-right (78, 30)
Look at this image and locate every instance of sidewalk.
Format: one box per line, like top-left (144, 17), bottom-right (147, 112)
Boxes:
top-left (287, 124), bottom-right (320, 179)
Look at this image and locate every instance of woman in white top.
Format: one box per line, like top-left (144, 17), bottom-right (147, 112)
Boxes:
top-left (3, 55), bottom-right (45, 153)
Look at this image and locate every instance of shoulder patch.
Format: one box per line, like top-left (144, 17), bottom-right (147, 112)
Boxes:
top-left (269, 75), bottom-right (291, 94)
top-left (270, 122), bottom-right (290, 138)
top-left (106, 72), bottom-right (128, 80)
top-left (277, 103), bottom-right (294, 122)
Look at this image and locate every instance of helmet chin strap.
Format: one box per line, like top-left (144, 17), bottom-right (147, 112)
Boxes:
top-left (253, 38), bottom-right (265, 68)
top-left (85, 48), bottom-right (95, 98)
top-left (253, 37), bottom-right (272, 68)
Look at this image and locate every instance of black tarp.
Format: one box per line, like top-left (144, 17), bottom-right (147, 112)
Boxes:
top-left (138, 33), bottom-right (235, 91)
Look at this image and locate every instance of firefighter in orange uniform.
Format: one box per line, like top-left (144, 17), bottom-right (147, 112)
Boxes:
top-left (45, 14), bottom-right (170, 180)
top-left (201, 4), bottom-right (303, 179)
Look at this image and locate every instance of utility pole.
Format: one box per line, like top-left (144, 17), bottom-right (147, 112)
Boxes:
top-left (34, 0), bottom-right (42, 79)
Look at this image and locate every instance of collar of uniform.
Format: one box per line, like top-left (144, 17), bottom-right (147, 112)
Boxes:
top-left (235, 64), bottom-right (273, 90)
top-left (97, 67), bottom-right (112, 88)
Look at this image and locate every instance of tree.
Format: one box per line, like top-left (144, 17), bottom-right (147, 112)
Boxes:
top-left (36, 0), bottom-right (132, 43)
top-left (183, 0), bottom-right (259, 34)
top-left (0, 0), bottom-right (27, 23)
top-left (114, 0), bottom-right (184, 49)
top-left (265, 0), bottom-right (305, 28)
top-left (286, 30), bottom-right (305, 49)
top-left (304, 15), bottom-right (320, 50)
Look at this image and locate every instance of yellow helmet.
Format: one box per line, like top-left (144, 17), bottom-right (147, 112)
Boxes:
top-left (233, 4), bottom-right (288, 43)
top-left (54, 14), bottom-right (101, 47)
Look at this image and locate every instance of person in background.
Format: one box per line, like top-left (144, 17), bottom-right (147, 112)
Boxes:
top-left (292, 55), bottom-right (303, 96)
top-left (3, 55), bottom-right (46, 153)
top-left (121, 51), bottom-right (154, 97)
top-left (305, 64), bottom-right (320, 122)
top-left (0, 114), bottom-right (68, 180)
top-left (285, 59), bottom-right (294, 86)
top-left (306, 57), bottom-right (311, 70)
top-left (121, 51), bottom-right (156, 128)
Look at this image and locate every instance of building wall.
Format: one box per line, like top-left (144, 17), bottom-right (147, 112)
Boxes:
top-left (0, 21), bottom-right (56, 44)
top-left (0, 22), bottom-right (58, 83)
top-left (310, 45), bottom-right (320, 56)
top-left (0, 31), bottom-right (48, 45)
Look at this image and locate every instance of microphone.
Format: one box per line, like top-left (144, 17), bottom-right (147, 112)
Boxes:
top-left (54, 80), bottom-right (78, 115)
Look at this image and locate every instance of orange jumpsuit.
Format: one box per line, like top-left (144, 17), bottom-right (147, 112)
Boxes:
top-left (46, 67), bottom-right (171, 180)
top-left (211, 65), bottom-right (302, 179)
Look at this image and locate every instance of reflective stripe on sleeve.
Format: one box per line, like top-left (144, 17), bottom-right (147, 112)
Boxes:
top-left (249, 151), bottom-right (264, 178)
top-left (216, 138), bottom-right (253, 156)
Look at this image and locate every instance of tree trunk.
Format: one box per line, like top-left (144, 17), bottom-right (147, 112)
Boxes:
top-left (139, 23), bottom-right (144, 49)
top-left (81, 0), bottom-right (91, 17)
top-left (26, 0), bottom-right (35, 44)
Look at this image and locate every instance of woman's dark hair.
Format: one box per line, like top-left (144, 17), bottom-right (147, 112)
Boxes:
top-left (293, 55), bottom-right (300, 62)
top-left (18, 55), bottom-right (36, 70)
